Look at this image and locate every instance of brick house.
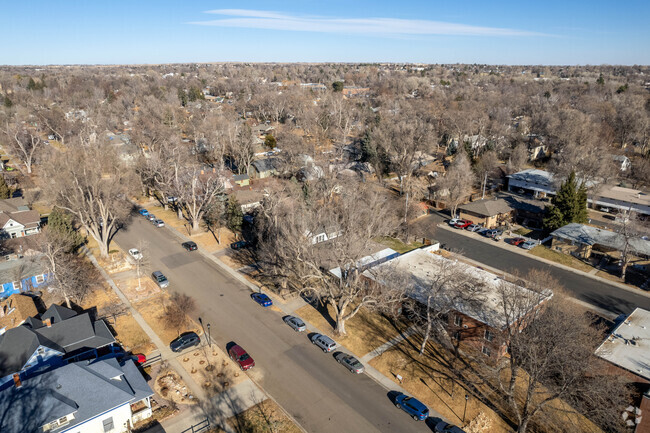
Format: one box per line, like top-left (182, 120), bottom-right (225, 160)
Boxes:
top-left (458, 198), bottom-right (514, 229)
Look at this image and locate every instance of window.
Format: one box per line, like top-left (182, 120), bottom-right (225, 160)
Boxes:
top-left (12, 281), bottom-right (20, 291)
top-left (482, 345), bottom-right (491, 356)
top-left (35, 275), bottom-right (45, 284)
top-left (102, 417), bottom-right (114, 432)
top-left (453, 331), bottom-right (461, 340)
top-left (454, 315), bottom-right (462, 327)
top-left (484, 330), bottom-right (494, 342)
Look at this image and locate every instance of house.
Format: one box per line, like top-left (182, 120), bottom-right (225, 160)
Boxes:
top-left (231, 188), bottom-right (266, 213)
top-left (550, 223), bottom-right (650, 261)
top-left (365, 246), bottom-right (553, 359)
top-left (0, 294), bottom-right (38, 334)
top-left (593, 185), bottom-right (650, 216)
top-left (0, 255), bottom-right (50, 299)
top-left (458, 198), bottom-right (514, 229)
top-left (613, 155), bottom-right (631, 172)
top-left (329, 248), bottom-right (399, 279)
top-left (233, 174), bottom-right (250, 187)
top-left (526, 135), bottom-right (547, 161)
top-left (507, 169), bottom-right (556, 198)
top-left (0, 303), bottom-right (116, 386)
top-left (306, 225), bottom-right (342, 245)
top-left (249, 158), bottom-right (280, 179)
top-left (0, 357), bottom-right (153, 433)
top-left (595, 308), bottom-right (650, 430)
top-left (0, 197), bottom-right (41, 239)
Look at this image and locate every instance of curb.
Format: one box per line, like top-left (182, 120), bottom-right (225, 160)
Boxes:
top-left (436, 223), bottom-right (650, 300)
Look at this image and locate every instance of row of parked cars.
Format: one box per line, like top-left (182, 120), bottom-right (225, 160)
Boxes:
top-left (139, 209), bottom-right (165, 227)
top-left (448, 218), bottom-right (538, 249)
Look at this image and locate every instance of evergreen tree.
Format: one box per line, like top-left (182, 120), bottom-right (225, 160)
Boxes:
top-left (177, 88), bottom-right (188, 107)
top-left (226, 196), bottom-right (243, 234)
top-left (0, 176), bottom-right (11, 199)
top-left (332, 81), bottom-right (344, 92)
top-left (543, 172), bottom-right (588, 231)
top-left (3, 95), bottom-right (12, 108)
top-left (27, 77), bottom-right (37, 90)
top-left (47, 207), bottom-right (84, 251)
top-left (264, 134), bottom-right (277, 150)
top-left (596, 73), bottom-right (605, 86)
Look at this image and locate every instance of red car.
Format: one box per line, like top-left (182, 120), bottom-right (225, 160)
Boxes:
top-left (454, 219), bottom-right (473, 229)
top-left (228, 344), bottom-right (255, 371)
top-left (508, 237), bottom-right (526, 246)
top-left (134, 353), bottom-right (146, 364)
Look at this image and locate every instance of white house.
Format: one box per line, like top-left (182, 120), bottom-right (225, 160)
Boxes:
top-left (0, 198), bottom-right (41, 239)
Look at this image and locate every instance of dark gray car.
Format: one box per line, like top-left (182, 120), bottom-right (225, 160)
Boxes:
top-left (170, 332), bottom-right (200, 352)
top-left (334, 353), bottom-right (364, 374)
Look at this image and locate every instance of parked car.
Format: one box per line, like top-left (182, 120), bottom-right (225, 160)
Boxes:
top-left (182, 241), bottom-right (198, 251)
top-left (395, 394), bottom-right (429, 421)
top-left (146, 213), bottom-right (156, 221)
top-left (230, 240), bottom-right (248, 250)
top-left (128, 248), bottom-right (143, 261)
top-left (170, 332), bottom-right (200, 352)
top-left (228, 344), bottom-right (255, 371)
top-left (153, 219), bottom-right (165, 227)
top-left (311, 333), bottom-right (337, 353)
top-left (334, 353), bottom-right (364, 374)
top-left (167, 196), bottom-right (178, 203)
top-left (448, 218), bottom-right (461, 226)
top-left (466, 224), bottom-right (482, 232)
top-left (283, 315), bottom-right (306, 332)
top-left (454, 219), bottom-right (473, 229)
top-left (435, 421), bottom-right (466, 433)
top-left (138, 209), bottom-right (149, 216)
top-left (251, 292), bottom-right (272, 307)
top-left (151, 271), bottom-right (169, 289)
top-left (508, 237), bottom-right (526, 246)
top-left (484, 228), bottom-right (504, 239)
top-left (521, 240), bottom-right (538, 250)
top-left (133, 353), bottom-right (147, 365)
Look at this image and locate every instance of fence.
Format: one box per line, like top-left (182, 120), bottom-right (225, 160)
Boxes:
top-left (180, 418), bottom-right (210, 433)
top-left (141, 353), bottom-right (162, 368)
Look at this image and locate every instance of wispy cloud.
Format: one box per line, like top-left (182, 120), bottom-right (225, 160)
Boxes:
top-left (189, 9), bottom-right (548, 37)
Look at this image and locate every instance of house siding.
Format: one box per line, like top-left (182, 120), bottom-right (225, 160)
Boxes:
top-left (60, 402), bottom-right (133, 433)
top-left (0, 273), bottom-right (51, 299)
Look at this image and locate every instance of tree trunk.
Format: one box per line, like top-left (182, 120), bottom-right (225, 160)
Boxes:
top-left (335, 314), bottom-right (347, 336)
top-left (192, 218), bottom-right (200, 233)
top-left (419, 320), bottom-right (432, 356)
top-left (177, 207), bottom-right (183, 219)
top-left (63, 291), bottom-right (72, 309)
top-left (517, 418), bottom-right (530, 433)
top-left (216, 227), bottom-right (221, 244)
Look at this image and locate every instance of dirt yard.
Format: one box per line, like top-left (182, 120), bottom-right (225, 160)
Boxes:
top-left (133, 293), bottom-right (202, 346)
top-left (212, 399), bottom-right (303, 433)
top-left (178, 344), bottom-right (248, 396)
top-left (111, 270), bottom-right (162, 303)
top-left (154, 369), bottom-right (198, 405)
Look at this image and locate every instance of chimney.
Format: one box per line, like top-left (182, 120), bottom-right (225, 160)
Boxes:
top-left (44, 318), bottom-right (52, 328)
top-left (13, 373), bottom-right (21, 388)
top-left (201, 169), bottom-right (204, 175)
top-left (212, 168), bottom-right (216, 173)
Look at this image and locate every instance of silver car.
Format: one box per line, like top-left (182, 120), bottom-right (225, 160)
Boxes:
top-left (335, 353), bottom-right (364, 374)
top-left (521, 240), bottom-right (538, 250)
top-left (151, 271), bottom-right (169, 289)
top-left (311, 333), bottom-right (337, 352)
top-left (283, 315), bottom-right (306, 332)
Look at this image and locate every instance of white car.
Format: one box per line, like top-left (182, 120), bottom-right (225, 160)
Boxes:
top-left (128, 248), bottom-right (143, 261)
top-left (448, 218), bottom-right (461, 226)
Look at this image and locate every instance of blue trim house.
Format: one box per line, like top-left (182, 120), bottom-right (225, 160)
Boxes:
top-left (0, 255), bottom-right (50, 299)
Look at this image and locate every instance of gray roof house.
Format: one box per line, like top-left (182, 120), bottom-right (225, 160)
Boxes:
top-left (0, 304), bottom-right (115, 386)
top-left (0, 357), bottom-right (153, 433)
top-left (0, 197), bottom-right (41, 239)
top-left (551, 223), bottom-right (650, 258)
top-left (249, 158), bottom-right (280, 179)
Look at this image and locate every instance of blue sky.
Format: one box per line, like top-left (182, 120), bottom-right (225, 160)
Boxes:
top-left (4, 1), bottom-right (649, 65)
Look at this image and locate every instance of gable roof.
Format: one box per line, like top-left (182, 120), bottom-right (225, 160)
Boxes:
top-left (0, 358), bottom-right (153, 433)
top-left (0, 255), bottom-right (48, 287)
top-left (459, 198), bottom-right (513, 217)
top-left (0, 198), bottom-right (30, 213)
top-left (0, 305), bottom-right (115, 377)
top-left (251, 158), bottom-right (279, 173)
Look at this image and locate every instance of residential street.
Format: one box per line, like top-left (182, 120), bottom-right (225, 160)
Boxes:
top-left (413, 214), bottom-right (650, 316)
top-left (115, 217), bottom-right (432, 433)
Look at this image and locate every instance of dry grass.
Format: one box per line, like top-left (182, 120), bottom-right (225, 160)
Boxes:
top-left (31, 201), bottom-right (52, 216)
top-left (375, 236), bottom-right (424, 254)
top-left (212, 399), bottom-right (303, 433)
top-left (295, 303), bottom-right (406, 358)
top-left (80, 286), bottom-right (121, 311)
top-left (133, 293), bottom-right (201, 346)
top-left (369, 342), bottom-right (512, 433)
top-left (113, 313), bottom-right (155, 355)
top-left (528, 246), bottom-right (593, 273)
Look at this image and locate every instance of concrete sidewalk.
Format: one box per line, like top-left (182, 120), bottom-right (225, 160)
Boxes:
top-left (361, 327), bottom-right (418, 363)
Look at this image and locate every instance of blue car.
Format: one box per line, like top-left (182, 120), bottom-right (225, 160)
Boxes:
top-left (395, 394), bottom-right (429, 421)
top-left (251, 293), bottom-right (272, 307)
top-left (139, 209), bottom-right (149, 216)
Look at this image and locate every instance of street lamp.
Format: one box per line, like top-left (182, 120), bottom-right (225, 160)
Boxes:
top-left (207, 323), bottom-right (211, 347)
top-left (463, 394), bottom-right (469, 424)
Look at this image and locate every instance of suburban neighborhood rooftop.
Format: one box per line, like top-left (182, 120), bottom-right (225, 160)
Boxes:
top-left (551, 223), bottom-right (650, 257)
top-left (595, 308), bottom-right (650, 382)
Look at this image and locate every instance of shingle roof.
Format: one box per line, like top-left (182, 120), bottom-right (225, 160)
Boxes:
top-left (0, 255), bottom-right (48, 286)
top-left (0, 294), bottom-right (38, 331)
top-left (251, 158), bottom-right (279, 173)
top-left (0, 305), bottom-right (115, 377)
top-left (551, 223), bottom-right (650, 257)
top-left (0, 358), bottom-right (153, 433)
top-left (459, 198), bottom-right (513, 217)
top-left (0, 198), bottom-right (30, 213)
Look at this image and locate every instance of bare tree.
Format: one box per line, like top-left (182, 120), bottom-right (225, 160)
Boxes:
top-left (616, 209), bottom-right (648, 280)
top-left (172, 165), bottom-right (225, 233)
top-left (3, 118), bottom-right (45, 174)
top-left (506, 143), bottom-right (528, 174)
top-left (256, 178), bottom-right (404, 335)
top-left (44, 139), bottom-right (136, 258)
top-left (436, 151), bottom-right (475, 217)
top-left (228, 123), bottom-right (255, 175)
top-left (162, 292), bottom-right (196, 336)
top-left (475, 150), bottom-right (499, 199)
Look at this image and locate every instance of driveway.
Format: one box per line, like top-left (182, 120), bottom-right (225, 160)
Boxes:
top-left (413, 214), bottom-right (650, 315)
top-left (116, 217), bottom-right (433, 433)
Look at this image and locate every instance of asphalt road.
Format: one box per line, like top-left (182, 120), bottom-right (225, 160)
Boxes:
top-left (115, 218), bottom-right (433, 433)
top-left (413, 214), bottom-right (650, 316)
